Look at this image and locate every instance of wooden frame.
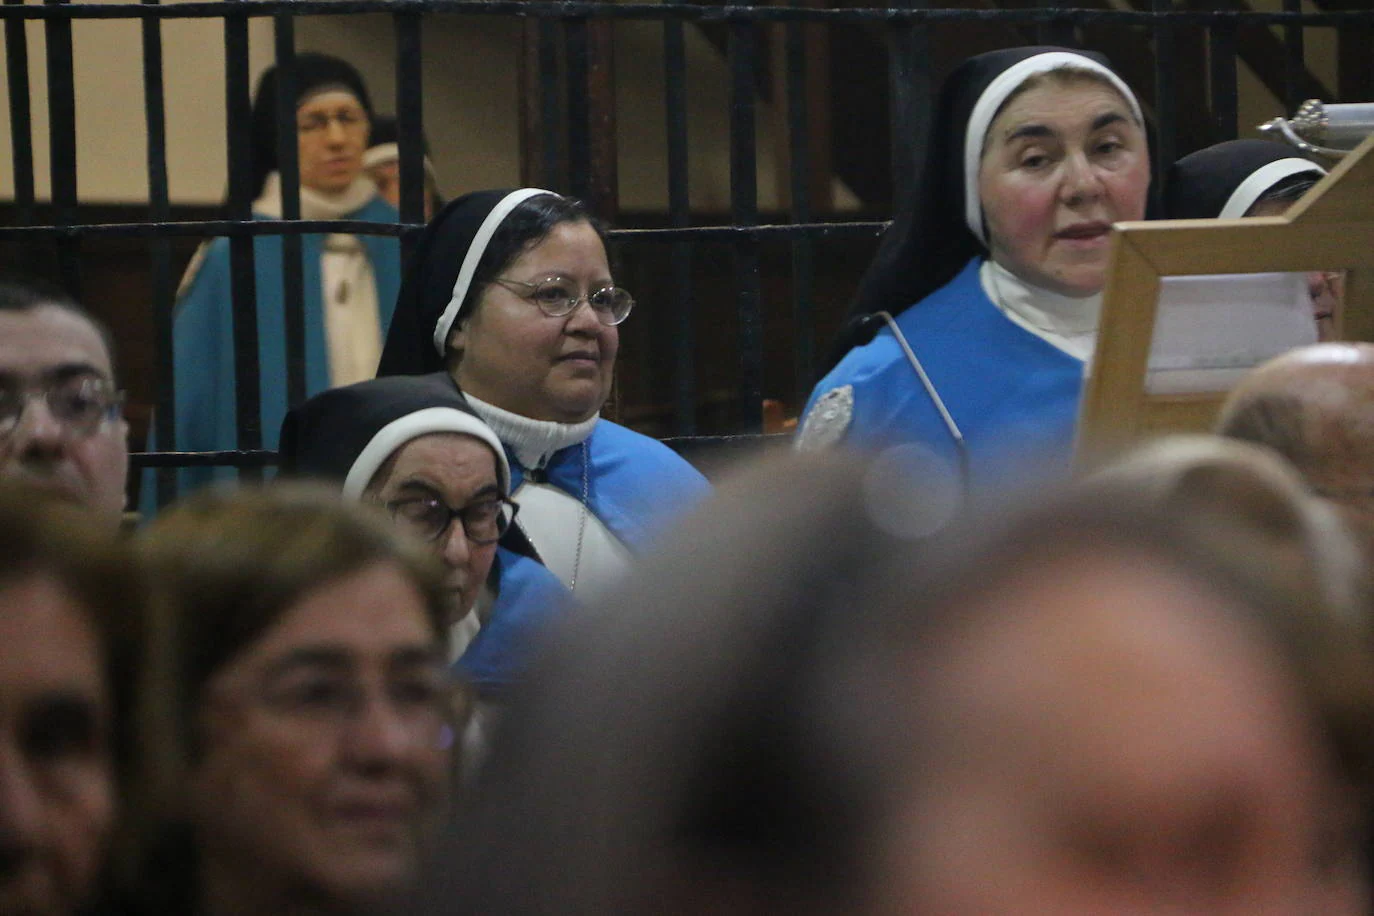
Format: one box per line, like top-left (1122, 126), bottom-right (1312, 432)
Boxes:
top-left (1075, 133), bottom-right (1374, 470)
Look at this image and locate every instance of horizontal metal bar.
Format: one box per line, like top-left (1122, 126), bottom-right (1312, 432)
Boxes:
top-left (131, 449), bottom-right (278, 468)
top-left (132, 435), bottom-right (793, 469)
top-left (0, 219), bottom-right (890, 243)
top-left (0, 1), bottom-right (1368, 26)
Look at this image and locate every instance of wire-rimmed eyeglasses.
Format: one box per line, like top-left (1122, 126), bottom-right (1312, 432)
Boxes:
top-left (384, 494), bottom-right (519, 546)
top-left (491, 276), bottom-right (635, 326)
top-left (0, 377), bottom-right (125, 438)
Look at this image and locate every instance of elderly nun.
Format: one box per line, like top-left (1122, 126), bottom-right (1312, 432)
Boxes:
top-left (279, 372), bottom-right (569, 697)
top-left (150, 53), bottom-right (404, 508)
top-left (799, 47), bottom-right (1152, 506)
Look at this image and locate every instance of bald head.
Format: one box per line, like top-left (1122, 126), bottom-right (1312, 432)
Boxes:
top-left (1218, 343), bottom-right (1374, 523)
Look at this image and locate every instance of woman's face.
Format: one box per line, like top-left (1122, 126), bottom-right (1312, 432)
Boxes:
top-left (450, 220), bottom-right (619, 424)
top-left (296, 89), bottom-right (370, 195)
top-left (978, 78), bottom-right (1150, 297)
top-left (190, 562), bottom-right (450, 909)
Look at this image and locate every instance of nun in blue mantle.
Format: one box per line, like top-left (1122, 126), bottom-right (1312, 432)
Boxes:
top-left (799, 47), bottom-right (1152, 503)
top-left (278, 372), bottom-right (569, 697)
top-left (378, 189), bottom-right (709, 603)
top-left (150, 53), bottom-right (402, 504)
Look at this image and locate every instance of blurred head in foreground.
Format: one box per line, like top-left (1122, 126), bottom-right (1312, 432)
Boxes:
top-left (433, 451), bottom-right (1374, 915)
top-left (1219, 342), bottom-right (1374, 532)
top-left (135, 486), bottom-right (458, 915)
top-left (0, 485), bottom-right (142, 916)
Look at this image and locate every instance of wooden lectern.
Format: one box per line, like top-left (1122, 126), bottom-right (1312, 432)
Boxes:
top-left (1075, 134), bottom-right (1374, 471)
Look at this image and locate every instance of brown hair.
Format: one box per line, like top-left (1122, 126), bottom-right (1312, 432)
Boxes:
top-left (124, 485), bottom-right (454, 910)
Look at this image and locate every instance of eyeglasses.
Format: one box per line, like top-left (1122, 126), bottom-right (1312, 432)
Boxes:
top-left (297, 108), bottom-right (369, 134)
top-left (491, 276), bottom-right (635, 326)
top-left (384, 494), bottom-right (518, 546)
top-left (0, 377), bottom-right (124, 438)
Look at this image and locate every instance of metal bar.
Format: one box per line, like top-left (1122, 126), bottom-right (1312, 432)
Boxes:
top-left (886, 0), bottom-right (929, 220)
top-left (564, 16), bottom-right (591, 199)
top-left (2, 3), bottom-right (1370, 27)
top-left (729, 15), bottom-right (762, 433)
top-left (1152, 0), bottom-right (1174, 195)
top-left (1039, 0), bottom-right (1075, 46)
top-left (44, 0), bottom-right (81, 296)
top-left (142, 0), bottom-right (177, 506)
top-left (664, 16), bottom-right (694, 435)
top-left (1281, 0), bottom-right (1303, 112)
top-left (539, 17), bottom-right (562, 189)
top-left (273, 18), bottom-right (307, 411)
top-left (785, 16), bottom-right (813, 407)
top-left (131, 449), bottom-right (279, 468)
top-left (0, 219), bottom-right (892, 243)
top-left (395, 10), bottom-right (425, 262)
top-left (4, 0), bottom-right (35, 230)
top-left (224, 12), bottom-right (263, 474)
top-left (1208, 20), bottom-right (1238, 143)
top-left (585, 19), bottom-right (618, 220)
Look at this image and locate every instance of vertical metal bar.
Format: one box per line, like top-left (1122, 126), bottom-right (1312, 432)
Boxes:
top-left (224, 12), bottom-right (262, 473)
top-left (538, 17), bottom-right (563, 189)
top-left (1208, 22), bottom-right (1238, 143)
top-left (142, 0), bottom-right (176, 506)
top-left (44, 0), bottom-right (81, 297)
top-left (585, 20), bottom-right (619, 221)
top-left (273, 17), bottom-right (307, 411)
top-left (1151, 0), bottom-right (1175, 194)
top-left (728, 15), bottom-right (762, 433)
top-left (1281, 0), bottom-right (1303, 113)
top-left (4, 0), bottom-right (35, 231)
top-left (887, 0), bottom-right (929, 207)
top-left (565, 17), bottom-right (591, 201)
top-left (1038, 0), bottom-right (1074, 48)
top-left (394, 10), bottom-right (425, 261)
top-left (785, 18), bottom-right (814, 407)
top-left (664, 17), bottom-right (694, 436)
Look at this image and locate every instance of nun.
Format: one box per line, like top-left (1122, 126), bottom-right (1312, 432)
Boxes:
top-left (1165, 139), bottom-right (1338, 339)
top-left (377, 189), bottom-right (709, 602)
top-left (799, 47), bottom-right (1152, 502)
top-left (278, 372), bottom-right (570, 697)
top-left (151, 53), bottom-right (404, 505)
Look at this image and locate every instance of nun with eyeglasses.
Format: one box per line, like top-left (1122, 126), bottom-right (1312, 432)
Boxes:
top-left (377, 190), bottom-right (710, 604)
top-left (279, 372), bottom-right (569, 698)
top-left (799, 47), bottom-right (1153, 508)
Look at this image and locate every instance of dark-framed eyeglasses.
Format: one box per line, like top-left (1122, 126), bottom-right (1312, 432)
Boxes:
top-left (384, 494), bottom-right (519, 546)
top-left (491, 276), bottom-right (635, 326)
top-left (0, 377), bottom-right (125, 439)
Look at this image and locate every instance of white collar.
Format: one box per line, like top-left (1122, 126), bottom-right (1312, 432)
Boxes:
top-left (980, 259), bottom-right (1100, 360)
top-left (254, 171), bottom-right (379, 221)
top-left (464, 394), bottom-right (599, 470)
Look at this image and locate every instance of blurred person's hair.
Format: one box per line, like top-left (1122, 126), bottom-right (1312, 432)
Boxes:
top-left (427, 451), bottom-right (1374, 915)
top-left (1079, 435), bottom-right (1374, 787)
top-left (125, 484), bottom-right (456, 911)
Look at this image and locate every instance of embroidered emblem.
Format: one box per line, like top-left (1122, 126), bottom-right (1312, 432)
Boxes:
top-left (795, 385), bottom-right (854, 451)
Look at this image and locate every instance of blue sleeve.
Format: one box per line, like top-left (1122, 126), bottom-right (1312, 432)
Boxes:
top-left (455, 549), bottom-right (574, 697)
top-left (140, 243), bottom-right (237, 518)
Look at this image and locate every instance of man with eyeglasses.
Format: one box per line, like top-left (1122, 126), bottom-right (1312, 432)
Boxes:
top-left (0, 280), bottom-right (129, 526)
top-left (279, 373), bottom-right (569, 700)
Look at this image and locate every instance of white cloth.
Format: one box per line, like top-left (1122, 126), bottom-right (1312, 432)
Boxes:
top-left (256, 172), bottom-right (383, 387)
top-left (465, 395), bottom-right (632, 599)
top-left (979, 259), bottom-right (1100, 362)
